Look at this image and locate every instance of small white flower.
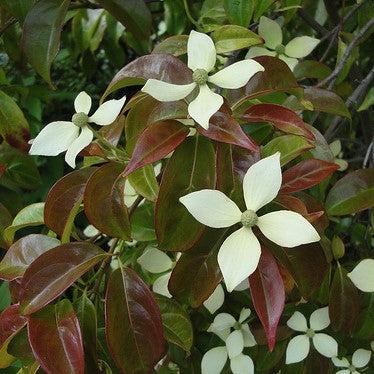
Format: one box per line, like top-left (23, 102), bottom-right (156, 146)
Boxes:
top-left (142, 30), bottom-right (264, 129)
top-left (332, 349), bottom-right (372, 374)
top-left (179, 153), bottom-right (320, 292)
top-left (286, 307), bottom-right (338, 364)
top-left (29, 91), bottom-right (126, 168)
top-left (329, 140), bottom-right (348, 171)
top-left (347, 259), bottom-right (374, 293)
top-left (246, 16), bottom-right (320, 71)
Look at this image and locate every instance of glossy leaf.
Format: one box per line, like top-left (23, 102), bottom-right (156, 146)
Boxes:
top-left (84, 162), bottom-right (131, 240)
top-left (131, 202), bottom-right (156, 241)
top-left (0, 304), bottom-right (27, 369)
top-left (103, 54), bottom-right (192, 100)
top-left (262, 135), bottom-right (314, 166)
top-left (123, 120), bottom-right (189, 176)
top-left (147, 101), bottom-right (188, 125)
top-left (0, 234), bottom-right (60, 281)
top-left (0, 91), bottom-right (30, 152)
top-left (242, 103), bottom-right (314, 140)
top-left (329, 263), bottom-right (360, 333)
top-left (155, 294), bottom-right (193, 353)
top-left (155, 136), bottom-right (216, 251)
top-left (280, 158), bottom-right (338, 194)
top-left (326, 169), bottom-right (374, 216)
top-left (223, 1), bottom-right (254, 27)
top-left (152, 35), bottom-right (188, 56)
top-left (105, 266), bottom-right (165, 374)
top-left (28, 299), bottom-right (84, 374)
top-left (198, 107), bottom-right (259, 152)
top-left (169, 228), bottom-right (225, 307)
top-left (0, 203), bottom-right (12, 249)
top-left (249, 247), bottom-right (285, 351)
top-left (44, 167), bottom-right (96, 239)
top-left (127, 165), bottom-right (159, 202)
top-left (293, 61), bottom-right (332, 80)
top-left (19, 242), bottom-right (106, 314)
top-left (21, 0), bottom-right (71, 85)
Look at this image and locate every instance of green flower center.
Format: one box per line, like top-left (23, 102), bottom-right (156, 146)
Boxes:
top-left (192, 69), bottom-right (208, 85)
top-left (348, 365), bottom-right (356, 372)
top-left (72, 112), bottom-right (88, 127)
top-left (275, 44), bottom-right (285, 55)
top-left (234, 322), bottom-right (242, 330)
top-left (241, 210), bottom-right (258, 227)
top-left (306, 328), bottom-right (315, 338)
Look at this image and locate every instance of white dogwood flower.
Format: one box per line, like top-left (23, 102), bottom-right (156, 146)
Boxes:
top-left (203, 284), bottom-right (225, 314)
top-left (347, 259), bottom-right (374, 293)
top-left (29, 91), bottom-right (126, 168)
top-left (246, 16), bottom-right (319, 71)
top-left (286, 307), bottom-right (338, 364)
top-left (142, 30), bottom-right (264, 129)
top-left (332, 349), bottom-right (372, 374)
top-left (179, 152), bottom-right (320, 291)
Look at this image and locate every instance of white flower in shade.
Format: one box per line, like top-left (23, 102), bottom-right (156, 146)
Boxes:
top-left (179, 153), bottom-right (320, 292)
top-left (137, 246), bottom-right (179, 298)
top-left (246, 16), bottom-right (320, 71)
top-left (142, 30), bottom-right (264, 129)
top-left (203, 284), bottom-right (225, 314)
top-left (329, 140), bottom-right (348, 171)
top-left (347, 259), bottom-right (374, 293)
top-left (286, 307), bottom-right (338, 364)
top-left (29, 91), bottom-right (126, 168)
top-left (208, 308), bottom-right (257, 348)
top-left (332, 349), bottom-right (372, 374)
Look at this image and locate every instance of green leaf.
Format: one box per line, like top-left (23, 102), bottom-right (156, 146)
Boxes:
top-left (0, 92), bottom-right (30, 152)
top-left (0, 203), bottom-right (12, 249)
top-left (152, 35), bottom-right (188, 56)
top-left (164, 0), bottom-right (187, 35)
top-left (0, 0), bottom-right (35, 23)
top-left (358, 86), bottom-right (374, 111)
top-left (127, 165), bottom-right (159, 202)
top-left (21, 0), bottom-right (71, 85)
top-left (293, 60), bottom-right (332, 80)
top-left (253, 0), bottom-right (277, 21)
top-left (155, 295), bottom-right (193, 353)
top-left (3, 203), bottom-right (45, 246)
top-left (262, 135), bottom-right (314, 166)
top-left (131, 202), bottom-right (156, 241)
top-left (223, 0), bottom-right (254, 27)
top-left (326, 169), bottom-right (374, 216)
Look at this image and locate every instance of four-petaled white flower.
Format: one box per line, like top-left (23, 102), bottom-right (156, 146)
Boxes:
top-left (347, 259), bottom-right (374, 293)
top-left (202, 308), bottom-right (256, 374)
top-left (142, 30), bottom-right (264, 129)
top-left (286, 307), bottom-right (338, 364)
top-left (179, 152), bottom-right (320, 292)
top-left (29, 91), bottom-right (126, 168)
top-left (332, 349), bottom-right (372, 374)
top-left (246, 16), bottom-right (320, 71)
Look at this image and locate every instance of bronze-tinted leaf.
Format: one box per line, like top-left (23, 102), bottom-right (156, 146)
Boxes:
top-left (84, 162), bottom-right (131, 240)
top-left (105, 266), bottom-right (165, 374)
top-left (0, 234), bottom-right (60, 281)
top-left (19, 242), bottom-right (106, 315)
top-left (155, 136), bottom-right (216, 251)
top-left (28, 299), bottom-right (84, 374)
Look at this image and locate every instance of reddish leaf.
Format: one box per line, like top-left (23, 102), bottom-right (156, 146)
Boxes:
top-left (281, 158), bottom-right (338, 194)
top-left (156, 136), bottom-right (216, 251)
top-left (28, 300), bottom-right (84, 374)
top-left (0, 304), bottom-right (27, 348)
top-left (0, 234), bottom-right (60, 281)
top-left (123, 120), bottom-right (189, 176)
top-left (103, 54), bottom-right (192, 100)
top-left (242, 103), bottom-right (314, 140)
top-left (198, 108), bottom-right (259, 152)
top-left (148, 101), bottom-right (188, 124)
top-left (84, 162), bottom-right (131, 240)
top-left (19, 242), bottom-right (106, 315)
top-left (232, 146), bottom-right (261, 181)
top-left (105, 266), bottom-right (166, 374)
top-left (249, 247), bottom-right (285, 351)
top-left (44, 167), bottom-right (97, 238)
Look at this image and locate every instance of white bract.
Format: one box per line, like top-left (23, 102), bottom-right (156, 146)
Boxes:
top-left (142, 30), bottom-right (264, 129)
top-left (246, 16), bottom-right (320, 71)
top-left (29, 91), bottom-right (126, 168)
top-left (203, 284), bottom-right (225, 314)
top-left (286, 307), bottom-right (338, 364)
top-left (179, 152), bottom-right (320, 292)
top-left (332, 349), bottom-right (372, 374)
top-left (347, 259), bottom-right (374, 293)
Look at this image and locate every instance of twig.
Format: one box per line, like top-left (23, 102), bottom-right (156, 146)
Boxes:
top-left (69, 1), bottom-right (101, 10)
top-left (183, 0), bottom-right (199, 28)
top-left (317, 18), bottom-right (374, 89)
top-left (297, 8), bottom-right (328, 36)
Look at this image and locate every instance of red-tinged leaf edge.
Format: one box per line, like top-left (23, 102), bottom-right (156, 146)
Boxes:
top-left (249, 247), bottom-right (285, 351)
top-left (281, 158), bottom-right (339, 194)
top-left (0, 304), bottom-right (28, 347)
top-left (242, 103), bottom-right (314, 140)
top-left (123, 120), bottom-right (189, 177)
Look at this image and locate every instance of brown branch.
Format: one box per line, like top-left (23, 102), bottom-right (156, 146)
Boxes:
top-left (297, 8), bottom-right (328, 36)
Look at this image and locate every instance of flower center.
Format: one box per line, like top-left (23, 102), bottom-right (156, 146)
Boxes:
top-left (275, 44), bottom-right (285, 55)
top-left (72, 112), bottom-right (88, 127)
top-left (241, 210), bottom-right (258, 227)
top-left (234, 322), bottom-right (242, 330)
top-left (348, 365), bottom-right (356, 372)
top-left (192, 69), bottom-right (208, 85)
top-left (305, 328), bottom-right (315, 338)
